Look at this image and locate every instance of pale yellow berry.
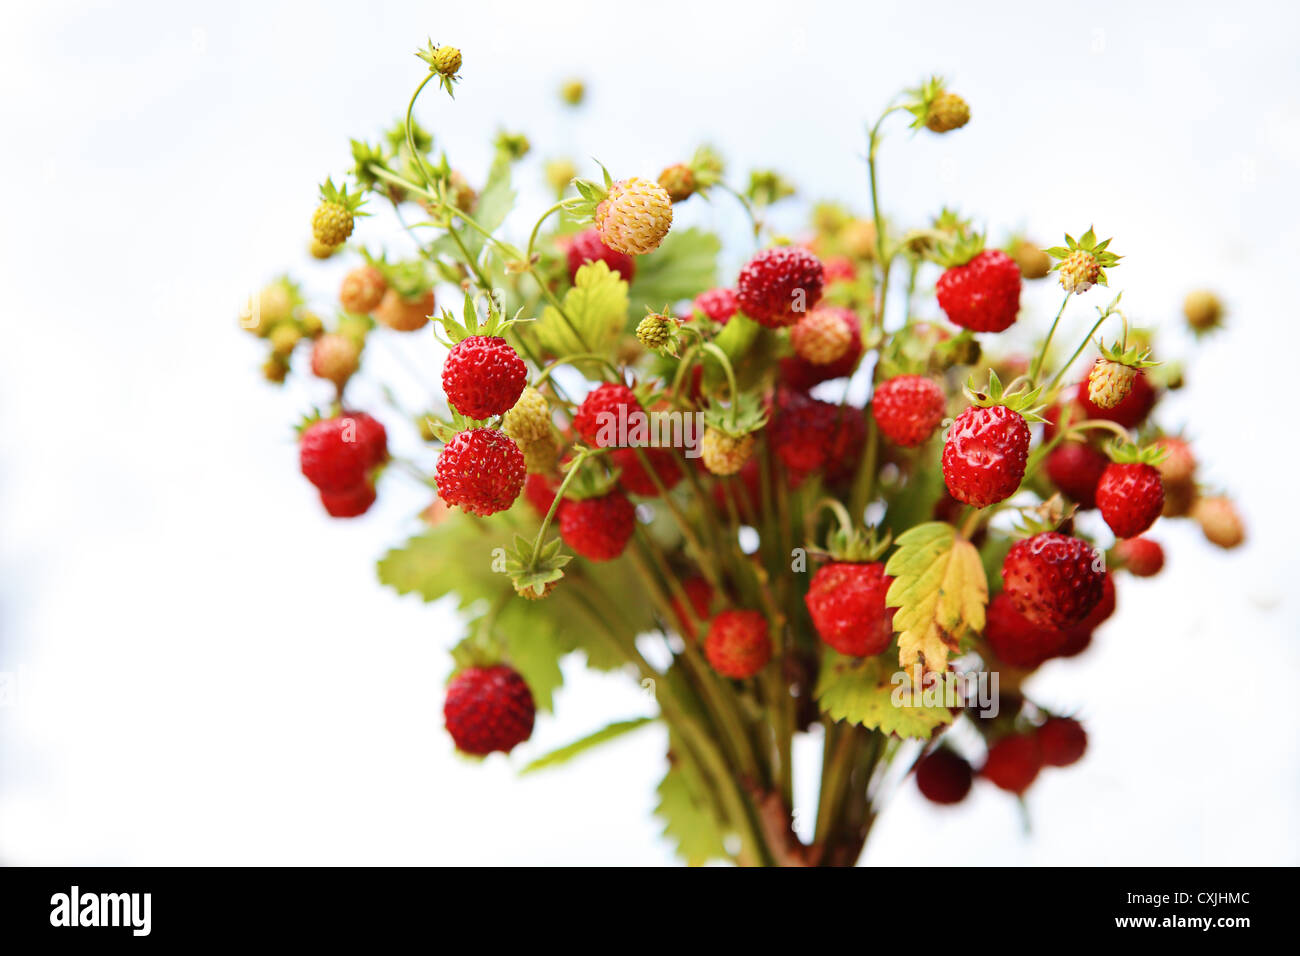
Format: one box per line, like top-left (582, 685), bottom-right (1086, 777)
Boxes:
top-left (503, 388), bottom-right (552, 444)
top-left (1193, 496), bottom-right (1245, 550)
top-left (311, 333), bottom-right (361, 388)
top-left (1087, 359), bottom-right (1135, 409)
top-left (595, 177), bottom-right (673, 255)
top-left (925, 92), bottom-right (970, 132)
top-left (1058, 249), bottom-right (1100, 294)
top-left (790, 309), bottom-right (852, 365)
top-left (700, 428), bottom-right (755, 476)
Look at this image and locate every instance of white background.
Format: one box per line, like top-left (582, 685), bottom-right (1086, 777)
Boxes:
top-left (1, 0), bottom-right (1297, 865)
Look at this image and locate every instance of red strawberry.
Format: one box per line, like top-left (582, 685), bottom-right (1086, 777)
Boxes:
top-left (1060, 571), bottom-right (1116, 657)
top-left (443, 665), bottom-right (535, 756)
top-left (523, 472), bottom-right (560, 516)
top-left (435, 428), bottom-right (525, 516)
top-left (1096, 462), bottom-right (1164, 538)
top-left (915, 748), bottom-right (973, 805)
top-left (1045, 441), bottom-right (1108, 509)
top-left (558, 490), bottom-right (636, 560)
top-left (693, 287), bottom-right (739, 325)
top-left (941, 405), bottom-right (1030, 507)
top-left (704, 609), bottom-right (772, 678)
top-left (1036, 717), bottom-right (1087, 767)
top-left (610, 446), bottom-right (682, 497)
top-left (770, 391), bottom-right (838, 473)
top-left (441, 335), bottom-right (527, 419)
top-left (1076, 366), bottom-right (1156, 428)
top-left (984, 592), bottom-right (1068, 669)
top-left (779, 307), bottom-right (863, 388)
top-left (1115, 536), bottom-right (1164, 577)
top-left (566, 227), bottom-right (636, 283)
top-left (804, 562), bottom-right (895, 657)
top-left (1001, 532), bottom-right (1105, 629)
top-left (935, 249), bottom-right (1021, 333)
top-left (319, 481), bottom-right (376, 518)
top-left (873, 375), bottom-right (946, 447)
top-left (821, 255), bottom-right (856, 284)
top-left (300, 413), bottom-right (388, 493)
top-left (982, 734), bottom-right (1042, 794)
top-left (669, 576), bottom-right (713, 641)
top-left (573, 382), bottom-right (643, 448)
top-left (736, 246), bottom-right (825, 328)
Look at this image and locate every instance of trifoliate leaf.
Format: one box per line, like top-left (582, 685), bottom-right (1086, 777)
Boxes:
top-left (520, 717), bottom-right (656, 775)
top-left (814, 650), bottom-right (954, 738)
top-left (656, 743), bottom-right (728, 866)
top-left (627, 227), bottom-right (720, 319)
top-left (533, 260), bottom-right (628, 356)
top-left (884, 522), bottom-right (988, 673)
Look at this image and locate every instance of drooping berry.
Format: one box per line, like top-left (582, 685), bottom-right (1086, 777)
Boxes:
top-left (502, 388), bottom-right (552, 444)
top-left (704, 609), bottom-right (772, 679)
top-left (1114, 536), bottom-right (1164, 577)
top-left (573, 382), bottom-right (643, 448)
top-left (941, 405), bottom-right (1030, 507)
top-left (443, 665), bottom-right (535, 756)
top-left (1075, 367), bottom-right (1156, 428)
top-left (1086, 359), bottom-right (1136, 409)
top-left (872, 375), bottom-right (946, 447)
top-left (339, 265), bottom-right (387, 313)
top-left (441, 335), bottom-right (528, 419)
top-left (374, 288), bottom-right (434, 332)
top-left (310, 333), bottom-right (361, 389)
top-left (736, 246), bottom-right (826, 328)
top-left (1001, 532), bottom-right (1105, 630)
top-left (319, 481), bottom-right (376, 518)
top-left (935, 249), bottom-right (1021, 333)
top-left (435, 428), bottom-right (525, 517)
top-left (915, 748), bottom-right (973, 805)
top-left (594, 177), bottom-right (673, 255)
top-left (558, 491), bottom-right (636, 561)
top-left (1036, 717), bottom-right (1087, 767)
top-left (700, 428), bottom-right (755, 476)
top-left (982, 734), bottom-right (1042, 795)
top-left (1193, 496), bottom-right (1245, 550)
top-left (1096, 462), bottom-right (1164, 538)
top-left (804, 562), bottom-right (895, 657)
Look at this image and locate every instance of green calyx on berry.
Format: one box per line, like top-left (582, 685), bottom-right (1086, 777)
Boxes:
top-left (494, 130), bottom-right (531, 161)
top-left (1104, 439), bottom-right (1168, 467)
top-left (745, 169), bottom-right (797, 208)
top-left (962, 368), bottom-right (1047, 422)
top-left (1010, 494), bottom-right (1078, 537)
top-left (635, 308), bottom-right (681, 357)
top-left (812, 499), bottom-right (893, 563)
top-left (417, 40), bottom-right (462, 96)
top-left (1045, 226), bottom-right (1121, 294)
top-left (505, 533), bottom-right (571, 601)
top-left (700, 390), bottom-right (767, 439)
top-left (932, 227), bottom-right (986, 269)
top-left (905, 76), bottom-right (971, 133)
top-left (435, 291), bottom-right (531, 346)
top-left (567, 163), bottom-right (615, 222)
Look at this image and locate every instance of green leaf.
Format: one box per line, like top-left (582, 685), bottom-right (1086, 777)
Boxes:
top-left (520, 717), bottom-right (656, 774)
top-left (627, 227), bottom-right (720, 318)
top-left (656, 744), bottom-right (728, 866)
top-left (533, 260), bottom-right (628, 356)
top-left (472, 151), bottom-right (515, 236)
top-left (814, 650), bottom-right (954, 738)
top-left (884, 522), bottom-right (988, 673)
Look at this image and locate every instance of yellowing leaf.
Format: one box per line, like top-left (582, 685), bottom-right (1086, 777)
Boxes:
top-left (814, 651), bottom-right (953, 738)
top-left (884, 522), bottom-right (987, 674)
top-left (534, 260), bottom-right (628, 356)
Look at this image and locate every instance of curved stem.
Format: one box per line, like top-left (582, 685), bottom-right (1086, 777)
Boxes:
top-left (1029, 292), bottom-right (1072, 385)
top-left (1045, 309), bottom-right (1114, 395)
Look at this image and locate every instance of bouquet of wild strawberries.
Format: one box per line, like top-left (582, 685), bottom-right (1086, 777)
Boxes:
top-left (240, 43), bottom-right (1245, 866)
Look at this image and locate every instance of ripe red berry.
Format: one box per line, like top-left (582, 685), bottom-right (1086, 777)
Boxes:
top-left (873, 375), bottom-right (946, 447)
top-left (443, 665), bottom-right (536, 756)
top-left (1001, 532), bottom-right (1105, 629)
top-left (915, 748), bottom-right (974, 805)
top-left (821, 255), bottom-right (856, 284)
top-left (566, 227), bottom-right (636, 283)
top-left (558, 490), bottom-right (636, 561)
top-left (705, 609), bottom-right (772, 678)
top-left (1076, 366), bottom-right (1156, 428)
top-left (1115, 536), bottom-right (1164, 577)
top-left (984, 592), bottom-right (1068, 669)
top-left (693, 287), bottom-right (739, 325)
top-left (778, 307), bottom-right (863, 389)
top-left (941, 405), bottom-right (1030, 507)
top-left (1036, 717), bottom-right (1087, 767)
top-left (669, 576), bottom-right (713, 642)
top-left (523, 472), bottom-right (559, 516)
top-left (804, 562), bottom-right (895, 657)
top-left (982, 734), bottom-right (1042, 795)
top-left (299, 413), bottom-right (388, 493)
top-left (770, 391), bottom-right (839, 473)
top-left (1096, 462), bottom-right (1164, 538)
top-left (319, 480), bottom-right (377, 518)
top-left (1045, 441), bottom-right (1108, 509)
top-left (935, 249), bottom-right (1022, 333)
top-left (435, 428), bottom-right (525, 516)
top-left (573, 382), bottom-right (643, 447)
top-left (736, 246), bottom-right (825, 328)
top-left (609, 446), bottom-right (682, 497)
top-left (441, 335), bottom-right (528, 420)
top-left (1060, 571), bottom-right (1116, 657)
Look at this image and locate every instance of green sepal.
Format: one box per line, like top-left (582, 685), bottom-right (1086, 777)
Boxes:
top-left (318, 177), bottom-right (369, 218)
top-left (1045, 226), bottom-right (1122, 284)
top-left (962, 368), bottom-right (1046, 422)
top-left (700, 391), bottom-right (768, 438)
top-left (1105, 439), bottom-right (1168, 466)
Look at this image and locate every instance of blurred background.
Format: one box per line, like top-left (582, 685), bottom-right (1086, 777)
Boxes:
top-left (2, 0), bottom-right (1298, 865)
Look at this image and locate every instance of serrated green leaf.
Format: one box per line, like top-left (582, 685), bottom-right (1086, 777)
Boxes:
top-left (656, 744), bottom-right (728, 866)
top-left (814, 650), bottom-right (953, 738)
top-left (533, 260), bottom-right (628, 356)
top-left (520, 717), bottom-right (656, 774)
top-left (627, 227), bottom-right (721, 319)
top-left (884, 522), bottom-right (987, 673)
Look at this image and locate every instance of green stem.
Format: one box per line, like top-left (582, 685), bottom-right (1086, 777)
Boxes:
top-left (1030, 292), bottom-right (1072, 384)
top-left (1045, 310), bottom-right (1113, 395)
